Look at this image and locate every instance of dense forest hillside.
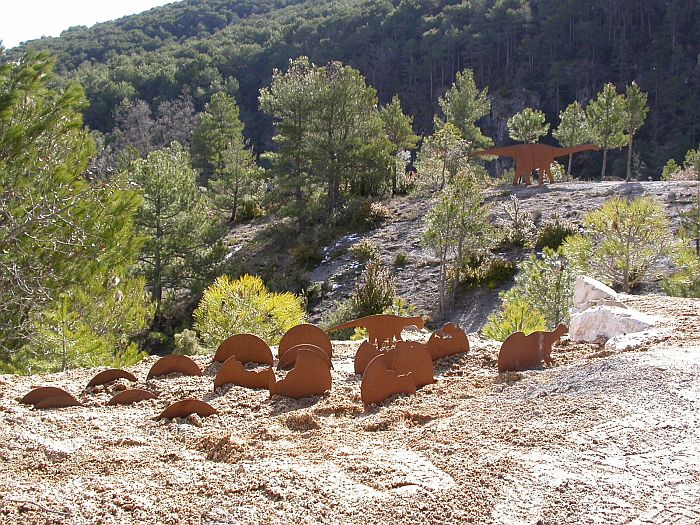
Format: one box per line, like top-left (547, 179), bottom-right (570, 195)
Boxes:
top-left (9, 0), bottom-right (700, 177)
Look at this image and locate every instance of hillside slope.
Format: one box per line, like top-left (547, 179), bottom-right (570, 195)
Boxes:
top-left (294, 180), bottom-right (700, 331)
top-left (0, 293), bottom-right (698, 524)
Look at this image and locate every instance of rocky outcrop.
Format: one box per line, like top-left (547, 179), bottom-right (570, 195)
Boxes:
top-left (573, 276), bottom-right (627, 313)
top-left (569, 305), bottom-right (658, 343)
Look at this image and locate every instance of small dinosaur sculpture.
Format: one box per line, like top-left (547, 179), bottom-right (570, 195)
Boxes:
top-left (498, 324), bottom-right (568, 373)
top-left (472, 144), bottom-right (598, 186)
top-left (327, 315), bottom-right (425, 348)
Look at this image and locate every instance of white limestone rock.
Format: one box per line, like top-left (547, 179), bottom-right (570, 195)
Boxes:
top-left (569, 305), bottom-right (658, 343)
top-left (573, 276), bottom-right (627, 313)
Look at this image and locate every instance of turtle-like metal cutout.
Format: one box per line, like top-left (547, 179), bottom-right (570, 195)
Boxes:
top-left (269, 349), bottom-right (332, 399)
top-left (277, 324), bottom-right (333, 359)
top-left (20, 387), bottom-right (82, 409)
top-left (156, 398), bottom-right (217, 420)
top-left (353, 341), bottom-right (382, 375)
top-left (107, 389), bottom-right (158, 406)
top-left (361, 355), bottom-right (415, 407)
top-left (498, 324), bottom-right (568, 373)
top-left (213, 333), bottom-right (274, 365)
top-left (327, 315), bottom-right (425, 348)
top-left (214, 357), bottom-right (274, 390)
top-left (147, 354), bottom-right (202, 380)
top-left (277, 344), bottom-right (332, 371)
top-left (426, 323), bottom-right (469, 361)
top-left (384, 341), bottom-right (434, 389)
top-left (86, 368), bottom-right (138, 388)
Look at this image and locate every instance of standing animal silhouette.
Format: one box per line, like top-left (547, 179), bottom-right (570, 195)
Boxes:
top-left (472, 144), bottom-right (598, 185)
top-left (327, 315), bottom-right (425, 348)
top-left (498, 324), bottom-right (568, 373)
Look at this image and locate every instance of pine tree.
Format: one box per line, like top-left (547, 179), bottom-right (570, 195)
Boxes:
top-left (553, 101), bottom-right (592, 179)
top-left (437, 69), bottom-right (492, 150)
top-left (379, 95), bottom-right (420, 195)
top-left (587, 83), bottom-right (628, 179)
top-left (507, 108), bottom-right (550, 144)
top-left (622, 82), bottom-right (649, 181)
top-left (130, 143), bottom-right (225, 314)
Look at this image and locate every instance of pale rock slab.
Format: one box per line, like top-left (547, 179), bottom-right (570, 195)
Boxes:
top-left (569, 305), bottom-right (658, 343)
top-left (573, 275), bottom-right (627, 313)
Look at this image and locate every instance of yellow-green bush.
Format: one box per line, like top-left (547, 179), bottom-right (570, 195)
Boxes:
top-left (193, 274), bottom-right (307, 349)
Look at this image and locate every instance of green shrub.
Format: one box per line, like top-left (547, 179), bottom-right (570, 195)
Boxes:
top-left (461, 256), bottom-right (516, 288)
top-left (350, 239), bottom-right (380, 262)
top-left (534, 215), bottom-right (577, 251)
top-left (193, 274), bottom-right (307, 349)
top-left (174, 329), bottom-right (207, 355)
top-left (293, 241), bottom-right (323, 269)
top-left (482, 299), bottom-right (547, 342)
top-left (352, 200), bottom-right (392, 228)
top-left (394, 251), bottom-right (409, 267)
top-left (351, 260), bottom-right (396, 317)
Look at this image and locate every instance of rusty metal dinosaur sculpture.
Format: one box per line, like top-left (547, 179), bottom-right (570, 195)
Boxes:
top-left (472, 144), bottom-right (598, 186)
top-left (327, 315), bottom-right (425, 349)
top-left (498, 324), bottom-right (568, 373)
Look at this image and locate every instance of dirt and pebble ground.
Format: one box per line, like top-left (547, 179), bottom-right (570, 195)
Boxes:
top-left (1, 293), bottom-right (699, 524)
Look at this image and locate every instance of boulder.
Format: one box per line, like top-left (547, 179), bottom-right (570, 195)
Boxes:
top-left (569, 305), bottom-right (657, 343)
top-left (573, 276), bottom-right (627, 313)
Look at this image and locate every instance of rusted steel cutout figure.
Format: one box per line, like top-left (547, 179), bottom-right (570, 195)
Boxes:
top-left (472, 144), bottom-right (598, 186)
top-left (427, 323), bottom-right (469, 361)
top-left (213, 333), bottom-right (273, 365)
top-left (354, 341), bottom-right (382, 375)
top-left (20, 386), bottom-right (82, 409)
top-left (214, 357), bottom-right (274, 390)
top-left (86, 368), bottom-right (138, 388)
top-left (361, 355), bottom-right (415, 407)
top-left (278, 323), bottom-right (332, 360)
top-left (383, 341), bottom-right (434, 388)
top-left (147, 354), bottom-right (202, 379)
top-left (498, 324), bottom-right (568, 373)
top-left (327, 315), bottom-right (425, 348)
top-left (156, 398), bottom-right (217, 420)
top-left (269, 349), bottom-right (331, 399)
top-left (108, 389), bottom-right (157, 406)
top-left (278, 343), bottom-right (332, 371)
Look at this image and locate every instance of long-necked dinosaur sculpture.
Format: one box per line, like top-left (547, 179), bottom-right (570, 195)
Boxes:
top-left (472, 143), bottom-right (599, 186)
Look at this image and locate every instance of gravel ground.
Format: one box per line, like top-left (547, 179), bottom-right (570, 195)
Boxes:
top-left (1, 294), bottom-right (699, 524)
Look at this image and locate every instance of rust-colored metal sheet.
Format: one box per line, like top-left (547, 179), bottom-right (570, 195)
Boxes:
top-left (498, 324), bottom-right (568, 373)
top-left (156, 398), bottom-right (218, 420)
top-left (426, 323), bottom-right (470, 361)
top-left (354, 341), bottom-right (382, 375)
top-left (107, 389), bottom-right (158, 406)
top-left (269, 349), bottom-right (332, 399)
top-left (384, 341), bottom-right (434, 389)
top-left (20, 387), bottom-right (82, 409)
top-left (213, 333), bottom-right (274, 365)
top-left (327, 315), bottom-right (425, 348)
top-left (86, 368), bottom-right (138, 388)
top-left (278, 323), bottom-right (333, 359)
top-left (214, 357), bottom-right (274, 390)
top-left (472, 144), bottom-right (598, 186)
top-left (361, 355), bottom-right (416, 407)
top-left (277, 344), bottom-right (332, 371)
top-left (147, 354), bottom-right (202, 380)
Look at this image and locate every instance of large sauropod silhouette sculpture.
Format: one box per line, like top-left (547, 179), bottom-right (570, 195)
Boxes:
top-left (498, 324), bottom-right (568, 373)
top-left (327, 315), bottom-right (425, 348)
top-left (472, 144), bottom-right (598, 185)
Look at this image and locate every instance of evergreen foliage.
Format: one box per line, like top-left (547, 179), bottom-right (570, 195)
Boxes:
top-left (553, 101), bottom-right (592, 179)
top-left (622, 82), bottom-right (649, 181)
top-left (193, 274), bottom-right (307, 349)
top-left (507, 108), bottom-right (550, 144)
top-left (587, 83), bottom-right (628, 179)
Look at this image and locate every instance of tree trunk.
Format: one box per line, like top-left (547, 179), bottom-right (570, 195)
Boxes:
top-left (391, 163), bottom-right (397, 196)
top-left (566, 153), bottom-right (573, 179)
top-left (601, 147), bottom-right (609, 179)
top-left (626, 135), bottom-right (634, 181)
top-left (230, 184), bottom-right (239, 223)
